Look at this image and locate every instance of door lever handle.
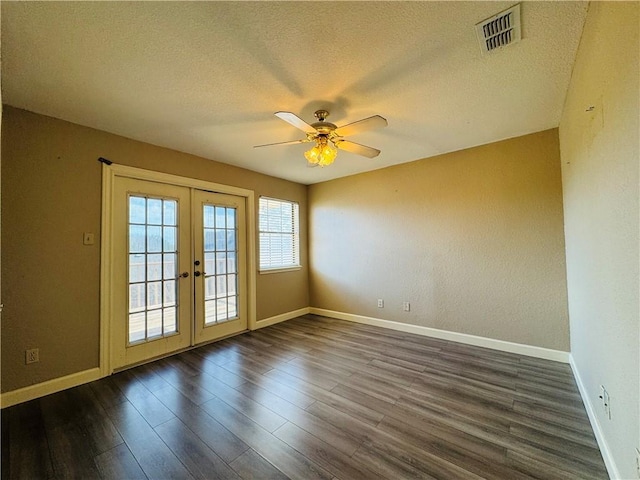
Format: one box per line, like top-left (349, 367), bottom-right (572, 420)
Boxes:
top-left (178, 272), bottom-right (189, 278)
top-left (194, 271), bottom-right (202, 277)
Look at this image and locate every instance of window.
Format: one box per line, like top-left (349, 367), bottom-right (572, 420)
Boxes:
top-left (259, 197), bottom-right (300, 271)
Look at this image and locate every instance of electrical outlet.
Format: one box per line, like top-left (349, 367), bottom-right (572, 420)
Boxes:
top-left (403, 301), bottom-right (410, 312)
top-left (599, 385), bottom-right (605, 404)
top-left (83, 232), bottom-right (95, 245)
top-left (635, 448), bottom-right (640, 478)
top-left (25, 348), bottom-right (39, 364)
top-left (598, 385), bottom-right (612, 419)
top-left (603, 389), bottom-right (611, 420)
top-left (377, 299), bottom-right (384, 308)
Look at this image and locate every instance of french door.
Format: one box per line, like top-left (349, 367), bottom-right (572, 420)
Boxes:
top-left (193, 189), bottom-right (247, 344)
top-left (110, 176), bottom-right (247, 370)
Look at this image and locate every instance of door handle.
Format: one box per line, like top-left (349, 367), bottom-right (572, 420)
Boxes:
top-left (194, 271), bottom-right (202, 277)
top-left (178, 272), bottom-right (189, 278)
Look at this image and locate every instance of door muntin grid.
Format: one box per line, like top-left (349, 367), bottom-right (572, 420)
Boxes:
top-left (128, 195), bottom-right (179, 344)
top-left (203, 204), bottom-right (238, 325)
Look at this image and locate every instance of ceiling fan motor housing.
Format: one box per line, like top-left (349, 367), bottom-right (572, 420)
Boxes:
top-left (311, 110), bottom-right (338, 135)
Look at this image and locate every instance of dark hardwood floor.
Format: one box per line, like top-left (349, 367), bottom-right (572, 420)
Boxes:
top-left (2, 315), bottom-right (608, 479)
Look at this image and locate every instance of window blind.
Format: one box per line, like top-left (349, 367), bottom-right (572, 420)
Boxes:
top-left (259, 197), bottom-right (300, 270)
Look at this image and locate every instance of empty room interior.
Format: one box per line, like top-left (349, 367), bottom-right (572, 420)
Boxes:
top-left (1, 2), bottom-right (638, 479)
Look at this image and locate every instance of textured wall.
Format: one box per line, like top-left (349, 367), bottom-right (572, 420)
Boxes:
top-left (1, 106), bottom-right (309, 392)
top-left (559, 2), bottom-right (639, 478)
top-left (309, 129), bottom-right (569, 351)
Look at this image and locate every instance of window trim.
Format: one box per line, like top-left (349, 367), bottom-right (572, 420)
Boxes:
top-left (259, 265), bottom-right (302, 275)
top-left (258, 196), bottom-right (301, 272)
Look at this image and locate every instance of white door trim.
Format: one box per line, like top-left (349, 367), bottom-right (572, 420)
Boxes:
top-left (100, 164), bottom-right (257, 376)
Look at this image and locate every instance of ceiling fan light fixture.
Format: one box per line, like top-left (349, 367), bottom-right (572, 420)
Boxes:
top-left (304, 145), bottom-right (320, 164)
top-left (256, 109), bottom-right (387, 166)
top-left (304, 137), bottom-right (337, 167)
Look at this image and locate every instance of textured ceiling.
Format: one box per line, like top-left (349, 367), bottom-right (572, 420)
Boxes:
top-left (1, 1), bottom-right (588, 185)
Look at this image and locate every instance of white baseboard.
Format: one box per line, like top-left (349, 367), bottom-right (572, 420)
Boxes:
top-left (569, 356), bottom-right (620, 480)
top-left (309, 308), bottom-right (570, 363)
top-left (0, 307), bottom-right (311, 409)
top-left (254, 307), bottom-right (311, 329)
top-left (0, 308), bottom-right (568, 408)
top-left (1, 367), bottom-right (102, 409)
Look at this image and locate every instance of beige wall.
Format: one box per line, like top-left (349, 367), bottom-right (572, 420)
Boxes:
top-left (559, 2), bottom-right (639, 478)
top-left (309, 129), bottom-right (569, 351)
top-left (1, 106), bottom-right (309, 392)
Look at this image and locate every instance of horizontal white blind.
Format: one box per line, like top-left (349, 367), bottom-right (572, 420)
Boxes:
top-left (259, 197), bottom-right (299, 270)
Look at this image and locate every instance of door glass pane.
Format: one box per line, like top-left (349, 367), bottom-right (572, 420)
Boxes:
top-left (203, 204), bottom-right (239, 325)
top-left (147, 309), bottom-right (162, 338)
top-left (204, 299), bottom-right (216, 324)
top-left (216, 298), bottom-right (228, 321)
top-left (215, 230), bottom-right (226, 250)
top-left (129, 254), bottom-right (145, 283)
top-left (147, 282), bottom-right (162, 309)
top-left (130, 197), bottom-right (146, 223)
top-left (204, 252), bottom-right (215, 277)
top-left (129, 312), bottom-right (146, 343)
top-left (205, 276), bottom-right (216, 300)
top-left (163, 308), bottom-right (177, 334)
top-left (129, 284), bottom-right (145, 312)
top-left (216, 252), bottom-right (227, 274)
top-left (226, 230), bottom-right (236, 250)
top-left (147, 199), bottom-right (162, 225)
top-left (227, 251), bottom-right (236, 274)
top-left (204, 229), bottom-right (215, 251)
top-left (227, 274), bottom-right (237, 295)
top-left (163, 254), bottom-right (176, 280)
top-left (128, 195), bottom-right (180, 344)
top-left (130, 225), bottom-right (146, 253)
top-left (215, 207), bottom-right (226, 228)
top-left (227, 297), bottom-right (237, 318)
top-left (216, 275), bottom-right (227, 296)
top-left (163, 201), bottom-right (177, 226)
top-left (204, 205), bottom-right (215, 228)
top-left (163, 227), bottom-right (176, 252)
top-left (163, 280), bottom-right (176, 306)
top-left (147, 226), bottom-right (162, 252)
top-left (147, 254), bottom-right (162, 281)
top-left (226, 208), bottom-right (235, 227)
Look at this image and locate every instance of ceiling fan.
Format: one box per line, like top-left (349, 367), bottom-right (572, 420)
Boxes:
top-left (254, 110), bottom-right (387, 167)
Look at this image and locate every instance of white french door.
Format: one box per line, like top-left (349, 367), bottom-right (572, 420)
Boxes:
top-left (110, 175), bottom-right (248, 370)
top-left (193, 189), bottom-right (247, 344)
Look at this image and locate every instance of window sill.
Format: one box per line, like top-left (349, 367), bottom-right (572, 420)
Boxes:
top-left (259, 266), bottom-right (302, 275)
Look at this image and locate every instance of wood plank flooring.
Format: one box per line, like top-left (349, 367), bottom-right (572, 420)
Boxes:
top-left (1, 315), bottom-right (608, 479)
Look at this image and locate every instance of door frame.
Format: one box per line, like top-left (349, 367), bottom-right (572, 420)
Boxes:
top-left (100, 164), bottom-right (257, 376)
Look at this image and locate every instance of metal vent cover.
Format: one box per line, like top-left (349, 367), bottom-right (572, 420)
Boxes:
top-left (475, 4), bottom-right (521, 54)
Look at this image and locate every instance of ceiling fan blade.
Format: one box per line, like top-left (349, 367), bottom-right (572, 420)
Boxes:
top-left (334, 140), bottom-right (381, 158)
top-left (275, 111), bottom-right (317, 134)
top-left (253, 138), bottom-right (311, 148)
top-left (334, 115), bottom-right (387, 137)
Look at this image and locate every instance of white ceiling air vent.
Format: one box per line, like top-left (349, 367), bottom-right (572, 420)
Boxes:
top-left (475, 4), bottom-right (521, 55)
